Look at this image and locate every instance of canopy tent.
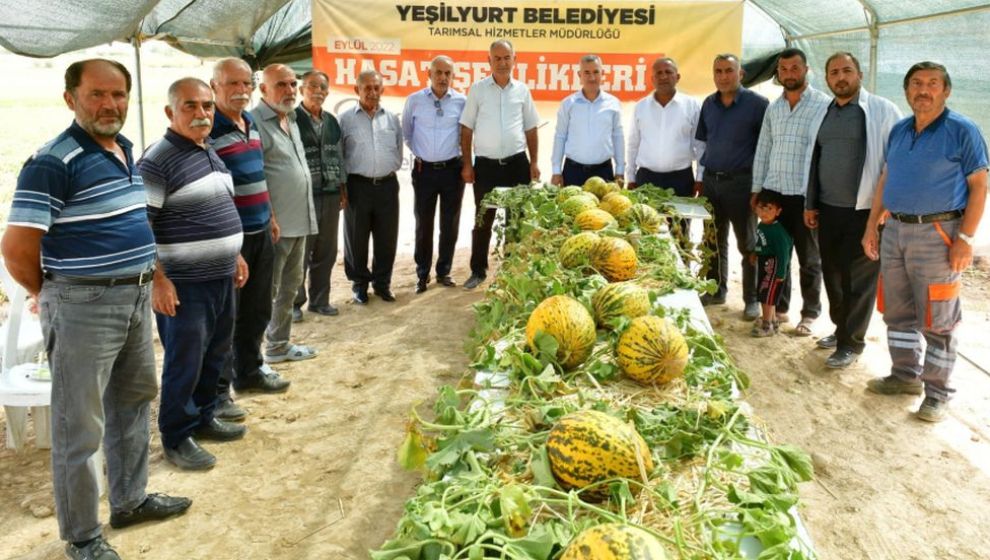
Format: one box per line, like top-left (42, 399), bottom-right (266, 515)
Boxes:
top-left (1, 0), bottom-right (988, 129)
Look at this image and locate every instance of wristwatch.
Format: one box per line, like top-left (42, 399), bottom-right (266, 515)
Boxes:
top-left (957, 231), bottom-right (974, 245)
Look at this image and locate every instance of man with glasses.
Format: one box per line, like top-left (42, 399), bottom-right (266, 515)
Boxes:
top-left (292, 70), bottom-right (346, 319)
top-left (252, 63), bottom-right (319, 362)
top-left (402, 55), bottom-right (467, 293)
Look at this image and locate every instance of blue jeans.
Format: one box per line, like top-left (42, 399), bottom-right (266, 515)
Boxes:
top-left (156, 278), bottom-right (235, 449)
top-left (39, 281), bottom-right (158, 543)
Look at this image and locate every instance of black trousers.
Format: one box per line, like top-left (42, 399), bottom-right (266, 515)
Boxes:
top-left (294, 192), bottom-right (341, 309)
top-left (343, 174), bottom-right (400, 291)
top-left (818, 204), bottom-right (879, 353)
top-left (702, 171), bottom-right (757, 304)
top-left (562, 158), bottom-right (613, 187)
top-left (771, 191), bottom-right (822, 318)
top-left (218, 226), bottom-right (274, 397)
top-left (470, 153), bottom-right (530, 277)
top-left (412, 159), bottom-right (464, 280)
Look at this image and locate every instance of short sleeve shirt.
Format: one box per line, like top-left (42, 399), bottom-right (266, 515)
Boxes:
top-left (8, 121), bottom-right (156, 277)
top-left (883, 108), bottom-right (989, 215)
top-left (459, 77), bottom-right (540, 159)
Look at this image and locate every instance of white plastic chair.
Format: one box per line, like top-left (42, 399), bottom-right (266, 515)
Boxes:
top-left (0, 260), bottom-right (51, 449)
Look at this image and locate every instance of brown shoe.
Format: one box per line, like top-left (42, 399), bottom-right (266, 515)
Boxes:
top-left (866, 375), bottom-right (924, 395)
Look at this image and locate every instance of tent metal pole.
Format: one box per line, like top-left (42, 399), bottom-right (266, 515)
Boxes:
top-left (133, 37), bottom-right (146, 152)
top-left (786, 3), bottom-right (990, 41)
top-left (856, 0), bottom-right (880, 92)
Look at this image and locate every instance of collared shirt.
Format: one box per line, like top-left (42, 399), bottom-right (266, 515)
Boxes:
top-left (250, 101), bottom-right (317, 238)
top-left (209, 110), bottom-right (271, 234)
top-left (752, 85), bottom-right (831, 195)
top-left (811, 95), bottom-right (866, 208)
top-left (806, 89), bottom-right (902, 211)
top-left (696, 87), bottom-right (768, 173)
top-left (402, 87), bottom-right (466, 162)
top-left (883, 108), bottom-right (989, 215)
top-left (139, 129), bottom-right (243, 282)
top-left (460, 76), bottom-right (540, 159)
top-left (339, 104), bottom-right (403, 178)
top-left (551, 89), bottom-right (624, 175)
top-left (8, 121), bottom-right (156, 277)
top-left (626, 91), bottom-right (704, 182)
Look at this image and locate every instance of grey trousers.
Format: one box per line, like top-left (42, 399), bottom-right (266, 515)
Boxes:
top-left (39, 281), bottom-right (158, 542)
top-left (295, 193), bottom-right (341, 309)
top-left (266, 235), bottom-right (306, 354)
top-left (879, 218), bottom-right (962, 401)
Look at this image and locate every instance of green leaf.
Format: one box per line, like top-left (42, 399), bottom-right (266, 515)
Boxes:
top-left (426, 429), bottom-right (495, 471)
top-left (499, 484), bottom-right (533, 537)
top-left (530, 445), bottom-right (558, 488)
top-left (533, 330), bottom-right (560, 365)
top-left (772, 445), bottom-right (815, 482)
top-left (397, 428), bottom-right (428, 471)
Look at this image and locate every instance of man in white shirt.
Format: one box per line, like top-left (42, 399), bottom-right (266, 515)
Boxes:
top-left (626, 57), bottom-right (704, 194)
top-left (459, 39), bottom-right (541, 289)
top-left (551, 54), bottom-right (624, 187)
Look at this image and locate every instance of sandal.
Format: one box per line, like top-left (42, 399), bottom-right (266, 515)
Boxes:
top-left (750, 320), bottom-right (776, 338)
top-left (793, 317), bottom-right (814, 337)
top-left (265, 344), bottom-right (318, 363)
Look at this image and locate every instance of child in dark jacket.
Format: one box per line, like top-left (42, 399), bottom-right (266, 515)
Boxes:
top-left (750, 190), bottom-right (792, 337)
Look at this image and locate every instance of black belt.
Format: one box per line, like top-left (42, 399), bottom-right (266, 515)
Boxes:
top-left (348, 173), bottom-right (396, 185)
top-left (705, 168), bottom-right (752, 180)
top-left (476, 152), bottom-right (527, 166)
top-left (44, 269), bottom-right (155, 286)
top-left (889, 210), bottom-right (963, 224)
top-left (564, 158), bottom-right (610, 171)
top-left (415, 156), bottom-right (461, 170)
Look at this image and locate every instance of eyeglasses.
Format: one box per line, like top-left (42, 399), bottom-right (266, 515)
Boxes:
top-left (434, 98), bottom-right (443, 116)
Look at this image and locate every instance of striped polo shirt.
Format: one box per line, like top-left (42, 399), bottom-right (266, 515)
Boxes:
top-left (139, 129), bottom-right (243, 282)
top-left (209, 110), bottom-right (271, 234)
top-left (8, 121), bottom-right (156, 277)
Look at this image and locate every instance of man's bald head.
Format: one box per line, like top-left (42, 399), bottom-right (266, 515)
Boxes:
top-left (260, 63), bottom-right (298, 115)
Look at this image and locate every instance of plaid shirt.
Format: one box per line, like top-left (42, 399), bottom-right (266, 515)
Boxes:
top-left (752, 85), bottom-right (830, 195)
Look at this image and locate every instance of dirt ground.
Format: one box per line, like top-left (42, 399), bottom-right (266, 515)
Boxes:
top-left (2, 214), bottom-right (990, 559)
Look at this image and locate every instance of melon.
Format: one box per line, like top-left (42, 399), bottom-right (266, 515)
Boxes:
top-left (560, 232), bottom-right (601, 269)
top-left (620, 203), bottom-right (663, 234)
top-left (562, 194), bottom-right (600, 217)
top-left (599, 192), bottom-right (633, 217)
top-left (525, 295), bottom-right (597, 370)
top-left (616, 315), bottom-right (689, 385)
top-left (591, 282), bottom-right (651, 326)
top-left (546, 410), bottom-right (654, 498)
top-left (575, 209), bottom-right (617, 231)
top-left (582, 176), bottom-right (610, 199)
top-left (560, 523), bottom-right (668, 560)
top-left (591, 237), bottom-right (638, 281)
top-left (557, 185), bottom-right (585, 203)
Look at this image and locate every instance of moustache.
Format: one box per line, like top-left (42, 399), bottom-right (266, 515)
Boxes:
top-left (190, 118), bottom-right (212, 128)
top-left (914, 94), bottom-right (933, 101)
top-left (231, 94), bottom-right (250, 101)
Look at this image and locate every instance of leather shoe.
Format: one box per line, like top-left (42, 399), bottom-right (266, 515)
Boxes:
top-left (375, 289), bottom-right (396, 302)
top-left (65, 536), bottom-right (120, 560)
top-left (743, 302), bottom-right (761, 321)
top-left (195, 418), bottom-right (247, 442)
top-left (163, 437), bottom-right (216, 471)
top-left (700, 293), bottom-right (726, 306)
top-left (816, 334), bottom-right (838, 349)
top-left (352, 289), bottom-right (369, 304)
top-left (309, 303), bottom-right (339, 316)
top-left (233, 370), bottom-right (290, 394)
top-left (214, 398), bottom-right (246, 422)
top-left (416, 278), bottom-right (428, 294)
top-left (291, 307), bottom-right (303, 323)
top-left (825, 348), bottom-right (859, 369)
top-left (437, 275), bottom-right (456, 287)
top-left (109, 493), bottom-right (192, 529)
top-left (463, 274), bottom-right (486, 290)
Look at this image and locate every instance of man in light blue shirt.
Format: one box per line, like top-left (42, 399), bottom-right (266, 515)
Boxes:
top-left (550, 54), bottom-right (624, 187)
top-left (751, 48), bottom-right (831, 335)
top-left (340, 69), bottom-right (404, 303)
top-left (402, 55), bottom-right (467, 293)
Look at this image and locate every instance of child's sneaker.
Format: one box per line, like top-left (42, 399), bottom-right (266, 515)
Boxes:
top-left (750, 320), bottom-right (776, 338)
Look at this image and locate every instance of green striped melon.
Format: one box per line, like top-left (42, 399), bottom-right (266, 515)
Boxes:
top-left (616, 315), bottom-right (689, 385)
top-left (560, 232), bottom-right (601, 269)
top-left (562, 194), bottom-right (600, 217)
top-left (546, 410), bottom-right (654, 498)
top-left (599, 192), bottom-right (633, 217)
top-left (591, 237), bottom-right (638, 281)
top-left (525, 295), bottom-right (597, 370)
top-left (582, 176), bottom-right (610, 199)
top-left (620, 203), bottom-right (663, 234)
top-left (591, 282), bottom-right (651, 326)
top-left (561, 524), bottom-right (668, 560)
top-left (575, 209), bottom-right (617, 231)
top-left (557, 185), bottom-right (585, 203)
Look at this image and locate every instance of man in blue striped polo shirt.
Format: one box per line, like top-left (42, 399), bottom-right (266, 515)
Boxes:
top-left (140, 78), bottom-right (249, 470)
top-left (2, 58), bottom-right (190, 560)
